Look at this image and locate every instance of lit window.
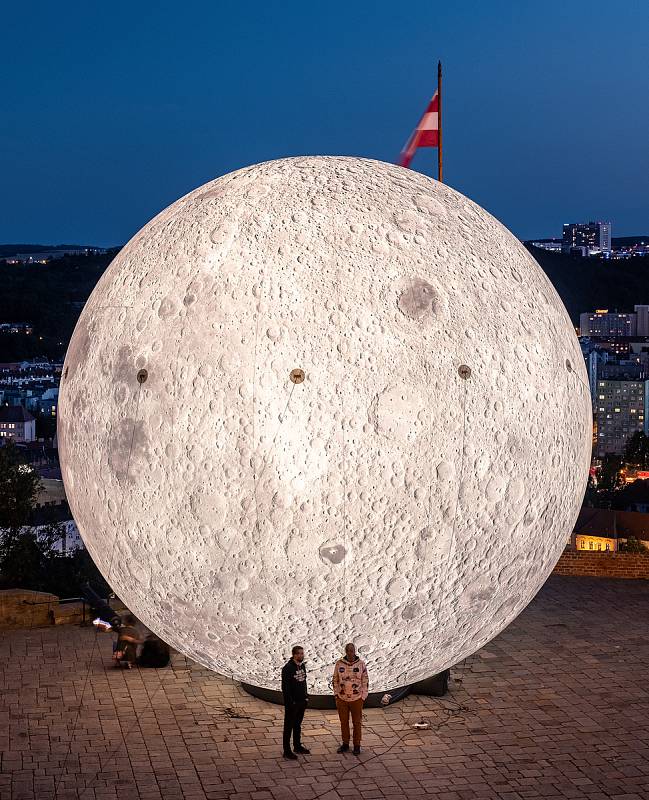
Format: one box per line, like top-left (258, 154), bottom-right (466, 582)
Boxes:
top-left (589, 542), bottom-right (593, 550)
top-left (606, 543), bottom-right (610, 551)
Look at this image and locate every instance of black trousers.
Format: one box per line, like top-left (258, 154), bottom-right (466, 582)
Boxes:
top-left (283, 703), bottom-right (305, 753)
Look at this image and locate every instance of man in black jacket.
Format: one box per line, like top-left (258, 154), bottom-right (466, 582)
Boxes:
top-left (281, 645), bottom-right (309, 759)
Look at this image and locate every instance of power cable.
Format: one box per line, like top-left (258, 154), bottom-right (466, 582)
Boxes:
top-left (308, 664), bottom-right (477, 800)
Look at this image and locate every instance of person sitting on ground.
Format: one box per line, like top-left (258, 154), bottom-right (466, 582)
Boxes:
top-left (138, 631), bottom-right (171, 668)
top-left (113, 614), bottom-right (141, 669)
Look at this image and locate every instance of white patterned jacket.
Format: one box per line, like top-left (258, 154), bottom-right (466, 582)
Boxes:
top-left (333, 656), bottom-right (369, 702)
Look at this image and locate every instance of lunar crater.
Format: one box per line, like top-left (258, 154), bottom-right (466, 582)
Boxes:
top-left (397, 277), bottom-right (439, 320)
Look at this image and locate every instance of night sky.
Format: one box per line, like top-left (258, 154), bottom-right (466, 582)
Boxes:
top-left (1, 0), bottom-right (647, 246)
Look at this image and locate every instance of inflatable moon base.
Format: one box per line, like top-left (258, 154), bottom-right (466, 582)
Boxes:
top-left (58, 157), bottom-right (591, 694)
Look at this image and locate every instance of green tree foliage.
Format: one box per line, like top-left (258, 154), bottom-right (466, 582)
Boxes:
top-left (619, 536), bottom-right (648, 553)
top-left (34, 412), bottom-right (57, 440)
top-left (624, 431), bottom-right (649, 468)
top-left (597, 455), bottom-right (625, 492)
top-left (0, 529), bottom-right (52, 590)
top-left (43, 546), bottom-right (111, 598)
top-left (583, 474), bottom-right (599, 508)
top-left (590, 436), bottom-right (649, 510)
top-left (0, 441), bottom-right (110, 596)
top-left (0, 441), bottom-right (41, 530)
top-left (0, 522), bottom-right (110, 596)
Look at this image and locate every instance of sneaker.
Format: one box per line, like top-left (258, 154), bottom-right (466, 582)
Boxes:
top-left (294, 746), bottom-right (310, 754)
top-left (337, 743), bottom-right (349, 753)
top-left (353, 745), bottom-right (361, 755)
top-left (283, 751), bottom-right (298, 760)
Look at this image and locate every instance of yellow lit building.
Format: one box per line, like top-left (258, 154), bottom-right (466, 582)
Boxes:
top-left (575, 534), bottom-right (616, 552)
top-left (574, 508), bottom-right (649, 552)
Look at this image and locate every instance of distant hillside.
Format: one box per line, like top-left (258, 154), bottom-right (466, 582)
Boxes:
top-left (0, 244), bottom-right (104, 257)
top-left (530, 236), bottom-right (649, 247)
top-left (526, 245), bottom-right (649, 324)
top-left (612, 236), bottom-right (649, 247)
top-left (0, 243), bottom-right (647, 362)
top-left (0, 251), bottom-right (116, 361)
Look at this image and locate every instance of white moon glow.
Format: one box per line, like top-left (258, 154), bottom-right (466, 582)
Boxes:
top-left (58, 157), bottom-right (591, 693)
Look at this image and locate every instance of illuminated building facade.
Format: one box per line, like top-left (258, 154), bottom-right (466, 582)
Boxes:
top-left (635, 305), bottom-right (649, 336)
top-left (594, 379), bottom-right (649, 457)
top-left (580, 310), bottom-right (637, 337)
top-left (0, 405), bottom-right (36, 443)
top-left (562, 221), bottom-right (612, 254)
top-left (576, 534), bottom-right (616, 551)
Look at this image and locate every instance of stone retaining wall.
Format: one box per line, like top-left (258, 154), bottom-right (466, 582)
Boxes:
top-left (51, 600), bottom-right (87, 626)
top-left (0, 590), bottom-right (126, 629)
top-left (0, 589), bottom-right (58, 629)
top-left (554, 550), bottom-right (649, 579)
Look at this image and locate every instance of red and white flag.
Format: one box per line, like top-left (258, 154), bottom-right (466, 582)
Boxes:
top-left (398, 90), bottom-right (439, 169)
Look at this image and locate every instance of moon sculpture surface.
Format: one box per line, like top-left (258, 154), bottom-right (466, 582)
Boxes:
top-left (58, 157), bottom-right (591, 692)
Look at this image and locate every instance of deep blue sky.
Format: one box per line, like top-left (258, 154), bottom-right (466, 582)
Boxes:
top-left (1, 0), bottom-right (647, 246)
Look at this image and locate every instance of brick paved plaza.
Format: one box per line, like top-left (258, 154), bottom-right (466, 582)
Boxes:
top-left (2, 576), bottom-right (649, 800)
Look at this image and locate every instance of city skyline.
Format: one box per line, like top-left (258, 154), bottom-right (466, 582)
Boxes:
top-left (1, 0), bottom-right (648, 246)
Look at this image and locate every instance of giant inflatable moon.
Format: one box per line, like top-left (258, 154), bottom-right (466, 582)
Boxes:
top-left (58, 157), bottom-right (591, 692)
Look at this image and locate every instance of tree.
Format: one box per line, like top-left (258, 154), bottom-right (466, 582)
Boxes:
top-left (41, 546), bottom-right (111, 599)
top-left (0, 440), bottom-right (110, 596)
top-left (35, 412), bottom-right (57, 441)
top-left (0, 441), bottom-right (41, 530)
top-left (583, 474), bottom-right (599, 508)
top-left (598, 455), bottom-right (625, 493)
top-left (624, 432), bottom-right (649, 469)
top-left (613, 478), bottom-right (649, 512)
top-left (619, 536), bottom-right (648, 554)
top-left (0, 520), bottom-right (111, 596)
top-left (0, 529), bottom-right (52, 590)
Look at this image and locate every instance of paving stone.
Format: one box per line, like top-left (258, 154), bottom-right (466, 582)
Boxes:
top-left (1, 577), bottom-right (649, 799)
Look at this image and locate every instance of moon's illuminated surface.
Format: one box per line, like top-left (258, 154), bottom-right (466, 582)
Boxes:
top-left (58, 156), bottom-right (591, 693)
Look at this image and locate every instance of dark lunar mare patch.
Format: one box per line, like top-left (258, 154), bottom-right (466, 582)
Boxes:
top-left (398, 278), bottom-right (438, 320)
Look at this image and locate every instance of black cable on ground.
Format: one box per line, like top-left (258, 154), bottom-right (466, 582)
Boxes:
top-left (309, 673), bottom-right (476, 800)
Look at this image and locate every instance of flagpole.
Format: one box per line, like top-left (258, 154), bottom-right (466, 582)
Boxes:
top-left (437, 60), bottom-right (443, 183)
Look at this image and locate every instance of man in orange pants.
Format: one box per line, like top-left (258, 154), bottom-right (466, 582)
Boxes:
top-left (333, 643), bottom-right (369, 755)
